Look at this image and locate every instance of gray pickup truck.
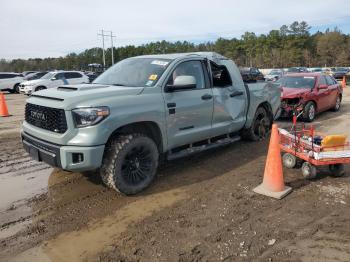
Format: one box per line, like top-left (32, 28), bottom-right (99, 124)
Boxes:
top-left (22, 52), bottom-right (280, 194)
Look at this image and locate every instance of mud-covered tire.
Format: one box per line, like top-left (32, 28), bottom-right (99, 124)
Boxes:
top-left (302, 102), bottom-right (316, 122)
top-left (241, 107), bottom-right (271, 141)
top-left (282, 153), bottom-right (297, 169)
top-left (329, 164), bottom-right (345, 177)
top-left (331, 95), bottom-right (341, 112)
top-left (301, 162), bottom-right (317, 179)
top-left (100, 133), bottom-right (159, 195)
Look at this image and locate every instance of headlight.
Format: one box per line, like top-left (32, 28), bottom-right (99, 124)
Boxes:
top-left (72, 107), bottom-right (110, 128)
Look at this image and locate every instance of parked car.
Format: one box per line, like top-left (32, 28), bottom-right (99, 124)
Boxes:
top-left (19, 71), bottom-right (89, 95)
top-left (286, 67), bottom-right (308, 73)
top-left (24, 71), bottom-right (48, 81)
top-left (22, 52), bottom-right (281, 195)
top-left (239, 67), bottom-right (264, 82)
top-left (85, 71), bottom-right (100, 83)
top-left (278, 73), bottom-right (342, 122)
top-left (311, 68), bottom-right (322, 72)
top-left (330, 67), bottom-right (349, 80)
top-left (0, 72), bottom-right (24, 93)
top-left (265, 69), bottom-right (284, 81)
top-left (22, 71), bottom-right (37, 76)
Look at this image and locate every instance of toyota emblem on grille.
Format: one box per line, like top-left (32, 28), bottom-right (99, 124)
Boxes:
top-left (30, 110), bottom-right (47, 121)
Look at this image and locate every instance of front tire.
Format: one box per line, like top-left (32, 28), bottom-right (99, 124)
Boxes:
top-left (35, 86), bottom-right (46, 92)
top-left (14, 83), bottom-right (20, 93)
top-left (100, 134), bottom-right (159, 195)
top-left (329, 164), bottom-right (345, 177)
top-left (302, 102), bottom-right (316, 122)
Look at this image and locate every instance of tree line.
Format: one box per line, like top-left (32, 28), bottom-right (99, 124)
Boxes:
top-left (1, 21), bottom-right (349, 73)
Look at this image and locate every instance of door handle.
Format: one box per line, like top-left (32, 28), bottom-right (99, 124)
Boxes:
top-left (230, 91), bottom-right (244, 97)
top-left (201, 94), bottom-right (213, 100)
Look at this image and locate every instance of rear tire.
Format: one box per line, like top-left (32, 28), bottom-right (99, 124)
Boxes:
top-left (301, 162), bottom-right (317, 179)
top-left (241, 107), bottom-right (271, 141)
top-left (302, 102), bottom-right (316, 122)
top-left (331, 96), bottom-right (341, 112)
top-left (100, 133), bottom-right (159, 195)
top-left (329, 164), bottom-right (345, 177)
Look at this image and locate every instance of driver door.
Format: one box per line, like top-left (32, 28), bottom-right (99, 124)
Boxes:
top-left (163, 60), bottom-right (214, 149)
top-left (49, 73), bottom-right (65, 88)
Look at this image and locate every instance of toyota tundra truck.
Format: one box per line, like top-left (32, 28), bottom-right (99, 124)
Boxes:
top-left (22, 52), bottom-right (281, 195)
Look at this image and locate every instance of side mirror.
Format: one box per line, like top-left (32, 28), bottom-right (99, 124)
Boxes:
top-left (51, 77), bottom-right (57, 81)
top-left (165, 75), bottom-right (196, 92)
top-left (318, 84), bottom-right (328, 90)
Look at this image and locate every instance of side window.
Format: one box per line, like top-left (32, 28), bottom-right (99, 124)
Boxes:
top-left (318, 76), bottom-right (327, 86)
top-left (325, 75), bottom-right (335, 85)
top-left (210, 62), bottom-right (232, 87)
top-left (55, 73), bottom-right (64, 79)
top-left (167, 61), bottom-right (205, 89)
top-left (65, 72), bottom-right (82, 79)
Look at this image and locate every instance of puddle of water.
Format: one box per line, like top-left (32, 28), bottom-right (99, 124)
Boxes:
top-left (13, 188), bottom-right (187, 262)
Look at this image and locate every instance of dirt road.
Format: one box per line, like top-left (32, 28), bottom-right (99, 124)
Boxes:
top-left (0, 91), bottom-right (349, 262)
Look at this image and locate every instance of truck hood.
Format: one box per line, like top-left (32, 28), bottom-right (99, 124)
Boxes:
top-left (281, 87), bottom-right (310, 99)
top-left (28, 84), bottom-right (144, 110)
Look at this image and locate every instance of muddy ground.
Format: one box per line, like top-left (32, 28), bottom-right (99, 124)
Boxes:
top-left (0, 90), bottom-right (349, 262)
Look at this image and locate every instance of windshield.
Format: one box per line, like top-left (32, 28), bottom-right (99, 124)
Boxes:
top-left (278, 76), bottom-right (316, 89)
top-left (41, 72), bottom-right (55, 80)
top-left (93, 58), bottom-right (172, 87)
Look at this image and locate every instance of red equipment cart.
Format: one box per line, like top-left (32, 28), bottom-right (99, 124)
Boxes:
top-left (279, 118), bottom-right (349, 179)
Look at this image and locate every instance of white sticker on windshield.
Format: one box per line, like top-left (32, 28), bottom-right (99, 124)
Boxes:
top-left (151, 60), bottom-right (169, 66)
top-left (304, 77), bottom-right (315, 79)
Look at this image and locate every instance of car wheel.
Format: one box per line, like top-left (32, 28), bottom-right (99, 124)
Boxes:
top-left (100, 133), bottom-right (159, 195)
top-left (332, 96), bottom-right (341, 112)
top-left (282, 153), bottom-right (297, 169)
top-left (302, 102), bottom-right (316, 122)
top-left (35, 86), bottom-right (46, 92)
top-left (241, 107), bottom-right (271, 141)
top-left (301, 162), bottom-right (317, 179)
top-left (329, 164), bottom-right (345, 177)
top-left (14, 83), bottom-right (20, 93)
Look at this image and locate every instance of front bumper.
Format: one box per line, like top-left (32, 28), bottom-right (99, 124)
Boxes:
top-left (22, 132), bottom-right (105, 171)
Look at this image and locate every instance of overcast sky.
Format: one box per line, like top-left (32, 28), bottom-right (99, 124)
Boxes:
top-left (1, 0), bottom-right (350, 60)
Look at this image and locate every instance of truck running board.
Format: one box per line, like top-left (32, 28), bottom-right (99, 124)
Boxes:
top-left (167, 134), bottom-right (241, 161)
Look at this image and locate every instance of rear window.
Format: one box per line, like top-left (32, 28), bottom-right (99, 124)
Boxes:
top-left (278, 76), bottom-right (316, 89)
top-left (0, 73), bottom-right (19, 79)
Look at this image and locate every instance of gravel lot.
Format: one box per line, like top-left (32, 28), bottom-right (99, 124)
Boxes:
top-left (0, 90), bottom-right (349, 262)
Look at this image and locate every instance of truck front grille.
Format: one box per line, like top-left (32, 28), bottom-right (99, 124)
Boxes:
top-left (25, 103), bottom-right (67, 133)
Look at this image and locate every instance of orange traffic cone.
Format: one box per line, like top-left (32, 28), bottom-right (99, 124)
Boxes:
top-left (0, 92), bottom-right (10, 117)
top-left (253, 124), bottom-right (292, 199)
top-left (342, 76), bottom-right (347, 89)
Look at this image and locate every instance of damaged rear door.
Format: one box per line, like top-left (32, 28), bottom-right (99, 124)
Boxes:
top-left (209, 61), bottom-right (248, 137)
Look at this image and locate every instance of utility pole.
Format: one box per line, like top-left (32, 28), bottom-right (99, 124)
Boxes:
top-left (98, 30), bottom-right (106, 69)
top-left (110, 31), bottom-right (115, 65)
top-left (98, 30), bottom-right (116, 69)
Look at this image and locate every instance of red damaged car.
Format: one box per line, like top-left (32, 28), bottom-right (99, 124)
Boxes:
top-left (279, 73), bottom-right (342, 122)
